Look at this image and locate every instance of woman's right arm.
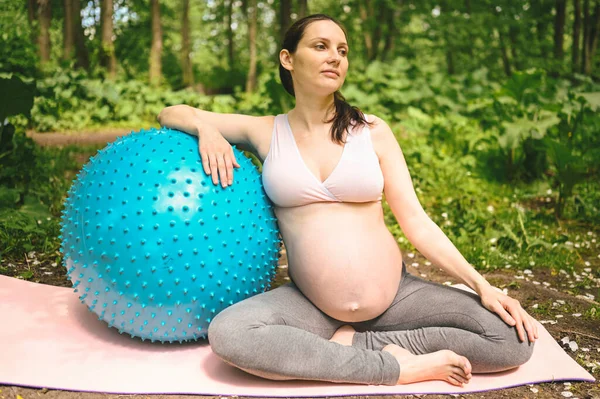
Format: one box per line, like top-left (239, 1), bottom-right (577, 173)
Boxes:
top-left (157, 105), bottom-right (263, 188)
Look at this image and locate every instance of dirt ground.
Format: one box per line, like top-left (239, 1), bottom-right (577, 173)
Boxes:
top-left (1, 132), bottom-right (598, 399)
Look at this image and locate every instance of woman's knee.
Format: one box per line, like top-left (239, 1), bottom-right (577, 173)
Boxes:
top-left (483, 334), bottom-right (535, 372)
top-left (208, 306), bottom-right (251, 361)
top-left (507, 336), bottom-right (535, 367)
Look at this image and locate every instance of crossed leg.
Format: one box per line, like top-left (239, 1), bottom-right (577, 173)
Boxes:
top-left (208, 262), bottom-right (534, 386)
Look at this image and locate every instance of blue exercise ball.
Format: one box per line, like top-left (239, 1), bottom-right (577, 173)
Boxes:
top-left (59, 127), bottom-right (281, 343)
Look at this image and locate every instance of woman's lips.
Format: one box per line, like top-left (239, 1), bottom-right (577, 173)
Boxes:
top-left (322, 71), bottom-right (339, 78)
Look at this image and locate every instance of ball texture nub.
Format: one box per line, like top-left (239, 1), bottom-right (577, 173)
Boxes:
top-left (59, 127), bottom-right (281, 343)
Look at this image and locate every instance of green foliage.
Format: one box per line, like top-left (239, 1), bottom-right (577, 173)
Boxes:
top-left (544, 138), bottom-right (589, 218)
top-left (0, 75), bottom-right (81, 262)
top-left (0, 1), bottom-right (38, 78)
top-left (23, 69), bottom-right (240, 132)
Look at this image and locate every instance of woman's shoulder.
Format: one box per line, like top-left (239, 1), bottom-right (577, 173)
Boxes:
top-left (245, 114), bottom-right (278, 162)
top-left (359, 113), bottom-right (397, 156)
top-left (360, 112), bottom-right (389, 136)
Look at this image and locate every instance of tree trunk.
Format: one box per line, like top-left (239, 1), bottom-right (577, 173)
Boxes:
top-left (181, 0), bottom-right (194, 87)
top-left (149, 0), bottom-right (163, 86)
top-left (554, 0), bottom-right (566, 60)
top-left (226, 0), bottom-right (234, 69)
top-left (581, 0), bottom-right (600, 74)
top-left (73, 0), bottom-right (89, 70)
top-left (371, 1), bottom-right (385, 61)
top-left (498, 28), bottom-right (512, 76)
top-left (279, 0), bottom-right (291, 45)
top-left (508, 25), bottom-right (520, 70)
top-left (63, 0), bottom-right (74, 61)
top-left (358, 0), bottom-right (373, 60)
top-left (100, 0), bottom-right (117, 79)
top-left (37, 0), bottom-right (51, 65)
top-left (582, 0), bottom-right (589, 73)
top-left (446, 48), bottom-right (455, 75)
top-left (573, 0), bottom-right (582, 72)
top-left (535, 1), bottom-right (550, 59)
top-left (586, 1), bottom-right (600, 74)
top-left (298, 0), bottom-right (308, 18)
top-left (27, 0), bottom-right (36, 45)
top-left (246, 0), bottom-right (258, 93)
top-left (440, 0), bottom-right (455, 74)
top-left (381, 0), bottom-right (402, 61)
top-left (464, 0), bottom-right (474, 57)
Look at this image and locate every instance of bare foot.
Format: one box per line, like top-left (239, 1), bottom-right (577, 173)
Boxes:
top-left (329, 325), bottom-right (356, 346)
top-left (382, 344), bottom-right (472, 387)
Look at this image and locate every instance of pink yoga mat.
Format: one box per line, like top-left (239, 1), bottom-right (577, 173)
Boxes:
top-left (0, 274), bottom-right (594, 396)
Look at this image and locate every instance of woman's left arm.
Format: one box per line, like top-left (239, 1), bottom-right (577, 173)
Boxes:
top-left (371, 116), bottom-right (538, 343)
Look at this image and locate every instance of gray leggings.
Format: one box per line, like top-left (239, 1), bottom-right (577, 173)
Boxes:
top-left (208, 261), bottom-right (535, 386)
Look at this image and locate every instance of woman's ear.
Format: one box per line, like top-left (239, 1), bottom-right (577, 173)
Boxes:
top-left (279, 49), bottom-right (293, 72)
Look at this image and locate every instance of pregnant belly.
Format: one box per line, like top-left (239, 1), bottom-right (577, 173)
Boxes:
top-left (275, 202), bottom-right (404, 323)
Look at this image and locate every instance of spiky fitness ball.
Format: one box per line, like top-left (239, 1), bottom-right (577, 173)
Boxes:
top-left (59, 127), bottom-right (282, 343)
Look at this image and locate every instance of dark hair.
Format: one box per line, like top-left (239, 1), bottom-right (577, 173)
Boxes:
top-left (278, 14), bottom-right (373, 145)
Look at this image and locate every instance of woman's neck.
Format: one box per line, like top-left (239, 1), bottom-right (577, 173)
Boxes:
top-left (289, 93), bottom-right (336, 135)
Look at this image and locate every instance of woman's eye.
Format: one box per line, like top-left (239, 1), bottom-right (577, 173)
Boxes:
top-left (316, 44), bottom-right (326, 49)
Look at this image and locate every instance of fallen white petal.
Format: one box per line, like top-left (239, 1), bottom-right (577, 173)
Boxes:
top-left (569, 341), bottom-right (579, 351)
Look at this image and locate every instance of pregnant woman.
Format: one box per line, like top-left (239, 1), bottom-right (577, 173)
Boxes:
top-left (157, 13), bottom-right (538, 387)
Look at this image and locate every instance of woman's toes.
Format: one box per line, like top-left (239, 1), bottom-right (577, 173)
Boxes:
top-left (464, 358), bottom-right (472, 375)
top-left (451, 365), bottom-right (469, 381)
top-left (447, 375), bottom-right (463, 386)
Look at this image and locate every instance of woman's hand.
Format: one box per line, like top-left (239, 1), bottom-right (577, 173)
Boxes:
top-left (198, 127), bottom-right (241, 188)
top-left (478, 285), bottom-right (539, 343)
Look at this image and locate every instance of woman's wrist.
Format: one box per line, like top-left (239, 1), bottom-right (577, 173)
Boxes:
top-left (473, 278), bottom-right (493, 296)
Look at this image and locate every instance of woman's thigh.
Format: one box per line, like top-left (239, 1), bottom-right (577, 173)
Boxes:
top-left (209, 280), bottom-right (344, 341)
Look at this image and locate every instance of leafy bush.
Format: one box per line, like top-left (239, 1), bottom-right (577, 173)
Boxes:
top-left (0, 75), bottom-right (82, 261)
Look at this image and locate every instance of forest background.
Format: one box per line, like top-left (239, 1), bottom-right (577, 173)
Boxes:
top-left (0, 0), bottom-right (599, 295)
top-left (1, 0), bottom-right (600, 395)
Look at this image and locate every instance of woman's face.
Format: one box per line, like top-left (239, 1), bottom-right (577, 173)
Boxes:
top-left (281, 20), bottom-right (349, 97)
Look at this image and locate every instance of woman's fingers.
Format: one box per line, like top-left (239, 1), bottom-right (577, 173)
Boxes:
top-left (522, 313), bottom-right (536, 342)
top-left (512, 308), bottom-right (526, 342)
top-left (504, 300), bottom-right (527, 342)
top-left (200, 149), bottom-right (211, 176)
top-left (215, 154), bottom-right (226, 187)
top-left (198, 131), bottom-right (240, 187)
top-left (492, 301), bottom-right (516, 327)
top-left (201, 151), bottom-right (239, 187)
top-left (225, 157), bottom-right (234, 186)
top-left (208, 153), bottom-right (219, 185)
top-left (505, 301), bottom-right (540, 343)
top-left (231, 148), bottom-right (241, 168)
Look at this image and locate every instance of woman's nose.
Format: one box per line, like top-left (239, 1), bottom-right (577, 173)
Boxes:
top-left (327, 51), bottom-right (341, 64)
